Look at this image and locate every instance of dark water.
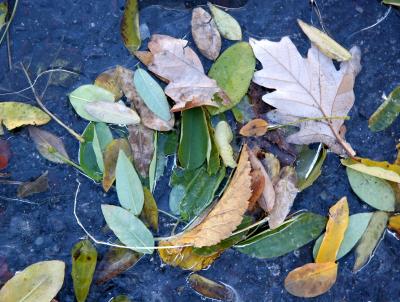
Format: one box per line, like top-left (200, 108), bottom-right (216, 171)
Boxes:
top-left (0, 0), bottom-right (400, 301)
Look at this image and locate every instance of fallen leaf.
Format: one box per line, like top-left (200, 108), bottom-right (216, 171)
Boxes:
top-left (284, 262), bottom-right (338, 298)
top-left (17, 171), bottom-right (49, 198)
top-left (231, 95), bottom-right (256, 124)
top-left (94, 68), bottom-right (123, 100)
top-left (297, 19), bottom-right (352, 62)
top-left (268, 167), bottom-right (298, 229)
top-left (0, 256), bottom-right (12, 287)
top-left (0, 2), bottom-right (7, 30)
top-left (248, 168), bottom-right (265, 211)
top-left (115, 150), bottom-right (144, 215)
top-left (95, 246), bottom-right (142, 285)
top-left (0, 260), bottom-right (65, 302)
top-left (0, 102), bottom-right (50, 130)
top-left (188, 274), bottom-right (235, 301)
top-left (383, 0), bottom-right (400, 7)
top-left (389, 214), bottom-right (400, 237)
top-left (0, 139), bottom-right (10, 170)
top-left (260, 152), bottom-right (280, 184)
top-left (110, 295), bottom-right (132, 302)
top-left (296, 144), bottom-right (327, 191)
top-left (315, 197), bottom-right (349, 263)
top-left (91, 123), bottom-right (113, 172)
top-left (191, 7), bottom-right (221, 60)
top-left (120, 0), bottom-right (141, 53)
top-left (250, 37), bottom-right (361, 156)
top-left (208, 42), bottom-right (255, 114)
top-left (84, 101), bottom-right (140, 125)
top-left (144, 34), bottom-right (229, 111)
top-left (29, 126), bottom-right (69, 164)
top-left (102, 139), bottom-right (132, 191)
top-left (205, 114), bottom-right (221, 175)
top-left (346, 167), bottom-right (395, 211)
top-left (368, 86), bottom-right (400, 132)
top-left (247, 82), bottom-right (272, 117)
top-left (140, 187), bottom-right (159, 232)
top-left (214, 121), bottom-right (236, 168)
top-left (164, 145), bottom-right (252, 248)
top-left (353, 211), bottom-right (388, 272)
top-left (71, 240), bottom-right (97, 302)
top-left (207, 2), bottom-right (242, 40)
top-left (239, 119), bottom-right (269, 137)
top-left (101, 204), bottom-right (154, 254)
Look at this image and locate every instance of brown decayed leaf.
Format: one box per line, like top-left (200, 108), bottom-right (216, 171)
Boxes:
top-left (315, 197), bottom-right (349, 263)
top-left (248, 168), bottom-right (265, 211)
top-left (239, 119), bottom-right (269, 137)
top-left (94, 68), bottom-right (123, 100)
top-left (116, 66), bottom-right (174, 131)
top-left (188, 274), bottom-right (235, 301)
top-left (260, 152), bottom-right (280, 184)
top-left (284, 262), bottom-right (338, 298)
top-left (0, 139), bottom-right (10, 170)
top-left (140, 187), bottom-right (159, 232)
top-left (250, 37), bottom-right (362, 156)
top-left (164, 145), bottom-right (252, 248)
top-left (145, 34), bottom-right (230, 112)
top-left (134, 51), bottom-right (154, 67)
top-left (191, 7), bottom-right (221, 60)
top-left (17, 171), bottom-right (49, 198)
top-left (268, 166), bottom-right (298, 229)
top-left (247, 82), bottom-right (272, 117)
top-left (128, 124), bottom-right (155, 178)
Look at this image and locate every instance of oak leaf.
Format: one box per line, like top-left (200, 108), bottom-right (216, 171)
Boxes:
top-left (250, 37), bottom-right (361, 156)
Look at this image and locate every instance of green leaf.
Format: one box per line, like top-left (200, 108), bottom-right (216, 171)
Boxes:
top-left (71, 240), bottom-right (97, 302)
top-left (79, 123), bottom-right (103, 182)
top-left (0, 102), bottom-right (50, 130)
top-left (169, 185), bottom-right (185, 215)
top-left (353, 211), bottom-right (388, 271)
top-left (383, 0), bottom-right (400, 7)
top-left (214, 121), bottom-right (236, 168)
top-left (205, 114), bottom-right (221, 174)
top-left (121, 0), bottom-right (141, 53)
top-left (235, 212), bottom-right (327, 259)
top-left (92, 123), bottom-right (113, 172)
top-left (296, 144), bottom-right (327, 191)
top-left (347, 167), bottom-right (395, 211)
top-left (134, 68), bottom-right (171, 121)
top-left (101, 204), bottom-right (154, 254)
top-left (116, 150), bottom-right (144, 215)
top-left (111, 296), bottom-right (133, 302)
top-left (313, 212), bottom-right (373, 260)
top-left (139, 187), bottom-right (159, 231)
top-left (178, 107), bottom-right (208, 170)
top-left (0, 2), bottom-right (7, 30)
top-left (0, 260), bottom-right (65, 302)
top-left (208, 42), bottom-right (255, 114)
top-left (369, 86), bottom-right (400, 132)
top-left (207, 2), bottom-right (242, 40)
top-left (69, 85), bottom-right (115, 121)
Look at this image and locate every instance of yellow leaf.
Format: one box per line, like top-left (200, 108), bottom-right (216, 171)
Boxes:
top-left (297, 19), bottom-right (351, 62)
top-left (284, 262), bottom-right (338, 298)
top-left (341, 157), bottom-right (400, 183)
top-left (388, 214), bottom-right (400, 236)
top-left (315, 197), bottom-right (349, 263)
top-left (0, 102), bottom-right (50, 130)
top-left (239, 118), bottom-right (269, 137)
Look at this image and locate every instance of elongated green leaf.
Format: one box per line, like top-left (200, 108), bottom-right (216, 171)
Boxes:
top-left (235, 212), bottom-right (326, 259)
top-left (353, 211), bottom-right (388, 271)
top-left (116, 150), bottom-right (144, 215)
top-left (169, 185), bottom-right (185, 215)
top-left (369, 86), bottom-right (400, 132)
top-left (149, 132), bottom-right (157, 192)
top-left (178, 107), bottom-right (208, 170)
top-left (69, 85), bottom-right (115, 121)
top-left (79, 123), bottom-right (103, 181)
top-left (101, 204), bottom-right (154, 254)
top-left (134, 68), bottom-right (171, 121)
top-left (0, 260), bottom-right (65, 302)
top-left (313, 212), bottom-right (373, 260)
top-left (121, 0), bottom-right (141, 53)
top-left (71, 240), bottom-right (97, 302)
top-left (140, 187), bottom-right (159, 231)
top-left (296, 144), bottom-right (327, 191)
top-left (207, 2), bottom-right (242, 40)
top-left (208, 42), bottom-right (255, 114)
top-left (347, 167), bottom-right (395, 211)
top-left (383, 0), bottom-right (400, 7)
top-left (92, 123), bottom-right (113, 172)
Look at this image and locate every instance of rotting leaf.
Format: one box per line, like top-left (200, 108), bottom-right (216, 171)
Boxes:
top-left (368, 86), bottom-right (400, 132)
top-left (84, 101), bottom-right (140, 125)
top-left (0, 102), bottom-right (50, 130)
top-left (94, 68), bottom-right (123, 100)
top-left (17, 171), bottom-right (49, 198)
top-left (140, 187), bottom-right (159, 232)
top-left (248, 168), bottom-right (265, 211)
top-left (29, 126), bottom-right (69, 164)
top-left (214, 121), bottom-right (236, 168)
top-left (297, 19), bottom-right (352, 62)
top-left (353, 211), bottom-right (388, 272)
top-left (231, 95), bottom-right (255, 124)
top-left (0, 139), bottom-right (10, 170)
top-left (71, 240), bottom-right (97, 302)
top-left (207, 2), bottom-right (242, 41)
top-left (0, 260), bottom-right (65, 302)
top-left (121, 0), bottom-right (141, 54)
top-left (315, 197), bottom-right (349, 263)
top-left (191, 7), bottom-right (221, 60)
top-left (296, 144), bottom-right (327, 191)
top-left (188, 274), bottom-right (235, 301)
top-left (239, 119), bottom-right (269, 137)
top-left (284, 262), bottom-right (338, 298)
top-left (388, 214), bottom-right (400, 237)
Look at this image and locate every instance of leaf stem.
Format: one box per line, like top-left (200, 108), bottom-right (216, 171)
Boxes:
top-left (0, 0), bottom-right (18, 47)
top-left (268, 115), bottom-right (350, 130)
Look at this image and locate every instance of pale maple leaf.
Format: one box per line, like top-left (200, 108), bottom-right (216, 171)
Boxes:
top-left (250, 37), bottom-right (361, 156)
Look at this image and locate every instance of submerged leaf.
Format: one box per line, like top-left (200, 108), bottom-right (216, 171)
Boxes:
top-left (92, 123), bottom-right (113, 172)
top-left (207, 2), bottom-right (242, 40)
top-left (189, 274), bottom-right (235, 301)
top-left (128, 124), bottom-right (155, 178)
top-left (110, 296), bottom-right (132, 302)
top-left (140, 188), bottom-right (159, 232)
top-left (383, 0), bottom-right (400, 6)
top-left (0, 102), bottom-right (50, 130)
top-left (79, 123), bottom-right (103, 181)
top-left (120, 0), bottom-right (141, 53)
top-left (296, 144), bottom-right (327, 191)
top-left (0, 2), bottom-right (7, 30)
top-left (215, 121), bottom-right (236, 168)
top-left (0, 260), bottom-right (65, 302)
top-left (84, 101), bottom-right (140, 125)
top-left (369, 86), bottom-right (400, 132)
top-left (94, 68), bottom-right (123, 100)
top-left (239, 119), bottom-right (269, 137)
top-left (388, 214), bottom-right (400, 237)
top-left (71, 240), bottom-right (97, 302)
top-left (17, 171), bottom-right (49, 198)
top-left (0, 139), bottom-right (10, 170)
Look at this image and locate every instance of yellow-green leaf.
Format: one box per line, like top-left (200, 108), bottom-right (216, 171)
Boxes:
top-left (369, 86), bottom-right (400, 132)
top-left (140, 187), bottom-right (159, 232)
top-left (0, 102), bottom-right (50, 130)
top-left (121, 0), bottom-right (141, 53)
top-left (214, 121), bottom-right (236, 168)
top-left (207, 2), bottom-right (242, 40)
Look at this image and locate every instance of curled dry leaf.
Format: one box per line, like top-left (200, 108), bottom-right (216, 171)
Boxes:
top-left (188, 274), bottom-right (235, 301)
top-left (94, 68), bottom-right (123, 100)
top-left (214, 121), bottom-right (236, 168)
top-left (0, 139), bottom-right (10, 170)
top-left (250, 37), bottom-right (362, 156)
top-left (191, 7), bottom-right (221, 60)
top-left (84, 101), bottom-right (140, 125)
top-left (17, 171), bottom-right (49, 198)
top-left (0, 102), bottom-right (50, 130)
top-left (284, 262), bottom-right (338, 298)
top-left (315, 197), bottom-right (349, 263)
top-left (239, 119), bottom-right (269, 137)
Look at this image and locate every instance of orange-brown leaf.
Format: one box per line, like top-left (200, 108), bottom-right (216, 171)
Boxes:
top-left (284, 262), bottom-right (338, 298)
top-left (239, 119), bottom-right (269, 137)
top-left (94, 68), bottom-right (123, 100)
top-left (388, 214), bottom-right (400, 237)
top-left (248, 168), bottom-right (265, 211)
top-left (315, 197), bottom-right (349, 263)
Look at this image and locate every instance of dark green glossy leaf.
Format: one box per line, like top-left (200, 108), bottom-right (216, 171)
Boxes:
top-left (369, 86), bottom-right (400, 132)
top-left (235, 212), bottom-right (327, 259)
top-left (296, 144), bottom-right (327, 191)
top-left (71, 240), bottom-right (97, 302)
top-left (79, 123), bottom-right (102, 181)
top-left (121, 0), bottom-right (141, 53)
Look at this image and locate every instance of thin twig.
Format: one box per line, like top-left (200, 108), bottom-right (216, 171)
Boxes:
top-left (0, 179), bottom-right (23, 185)
top-left (0, 0), bottom-right (18, 47)
top-left (158, 209), bottom-right (181, 221)
top-left (20, 64), bottom-right (84, 142)
top-left (0, 195), bottom-right (42, 205)
top-left (6, 30), bottom-right (12, 70)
